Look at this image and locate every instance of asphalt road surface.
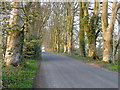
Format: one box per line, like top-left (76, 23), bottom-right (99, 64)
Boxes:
top-left (33, 52), bottom-right (118, 88)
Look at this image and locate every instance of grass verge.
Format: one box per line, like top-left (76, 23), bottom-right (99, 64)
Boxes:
top-left (2, 59), bottom-right (39, 88)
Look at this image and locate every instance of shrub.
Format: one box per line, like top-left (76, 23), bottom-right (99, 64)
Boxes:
top-left (24, 40), bottom-right (41, 59)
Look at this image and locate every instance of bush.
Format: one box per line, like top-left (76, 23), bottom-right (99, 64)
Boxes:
top-left (24, 40), bottom-right (41, 59)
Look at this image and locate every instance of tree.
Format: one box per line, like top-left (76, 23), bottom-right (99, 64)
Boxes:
top-left (79, 2), bottom-right (86, 57)
top-left (102, 0), bottom-right (117, 62)
top-left (84, 1), bottom-right (100, 58)
top-left (113, 2), bottom-right (120, 60)
top-left (4, 2), bottom-right (24, 66)
top-left (65, 3), bottom-right (74, 54)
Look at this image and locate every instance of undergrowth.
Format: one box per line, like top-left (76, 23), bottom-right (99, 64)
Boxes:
top-left (2, 59), bottom-right (39, 88)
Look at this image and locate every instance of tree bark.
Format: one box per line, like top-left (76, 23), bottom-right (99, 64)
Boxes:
top-left (67, 8), bottom-right (72, 54)
top-left (118, 8), bottom-right (120, 60)
top-left (102, 0), bottom-right (117, 62)
top-left (114, 3), bottom-right (120, 59)
top-left (66, 3), bottom-right (74, 54)
top-left (84, 1), bottom-right (99, 58)
top-left (79, 2), bottom-right (86, 57)
top-left (4, 2), bottom-right (24, 66)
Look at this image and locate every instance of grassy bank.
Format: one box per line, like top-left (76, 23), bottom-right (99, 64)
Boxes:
top-left (2, 59), bottom-right (39, 88)
top-left (53, 52), bottom-right (119, 72)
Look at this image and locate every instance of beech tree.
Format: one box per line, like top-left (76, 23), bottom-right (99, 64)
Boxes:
top-left (102, 0), bottom-right (117, 62)
top-left (4, 2), bottom-right (24, 66)
top-left (65, 3), bottom-right (74, 54)
top-left (83, 1), bottom-right (100, 58)
top-left (79, 2), bottom-right (86, 57)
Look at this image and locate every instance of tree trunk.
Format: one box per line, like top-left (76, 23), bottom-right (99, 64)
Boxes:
top-left (84, 2), bottom-right (95, 57)
top-left (67, 9), bottom-right (72, 54)
top-left (4, 2), bottom-right (24, 66)
top-left (84, 1), bottom-right (99, 58)
top-left (66, 3), bottom-right (74, 55)
top-left (114, 4), bottom-right (120, 60)
top-left (79, 2), bottom-right (86, 57)
top-left (102, 1), bottom-right (117, 62)
top-left (118, 8), bottom-right (120, 60)
top-left (64, 45), bottom-right (67, 53)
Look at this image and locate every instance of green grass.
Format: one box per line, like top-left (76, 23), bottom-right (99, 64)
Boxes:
top-left (107, 65), bottom-right (118, 71)
top-left (2, 59), bottom-right (39, 88)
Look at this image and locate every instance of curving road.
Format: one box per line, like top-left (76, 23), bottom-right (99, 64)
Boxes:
top-left (33, 52), bottom-right (118, 88)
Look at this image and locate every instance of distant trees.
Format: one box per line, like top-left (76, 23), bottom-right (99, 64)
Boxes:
top-left (47, 3), bottom-right (75, 54)
top-left (24, 2), bottom-right (51, 59)
top-left (46, 1), bottom-right (119, 63)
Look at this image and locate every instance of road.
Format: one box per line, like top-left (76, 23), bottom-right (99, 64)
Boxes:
top-left (33, 52), bottom-right (118, 88)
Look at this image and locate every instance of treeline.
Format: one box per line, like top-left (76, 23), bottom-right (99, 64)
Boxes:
top-left (45, 1), bottom-right (120, 63)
